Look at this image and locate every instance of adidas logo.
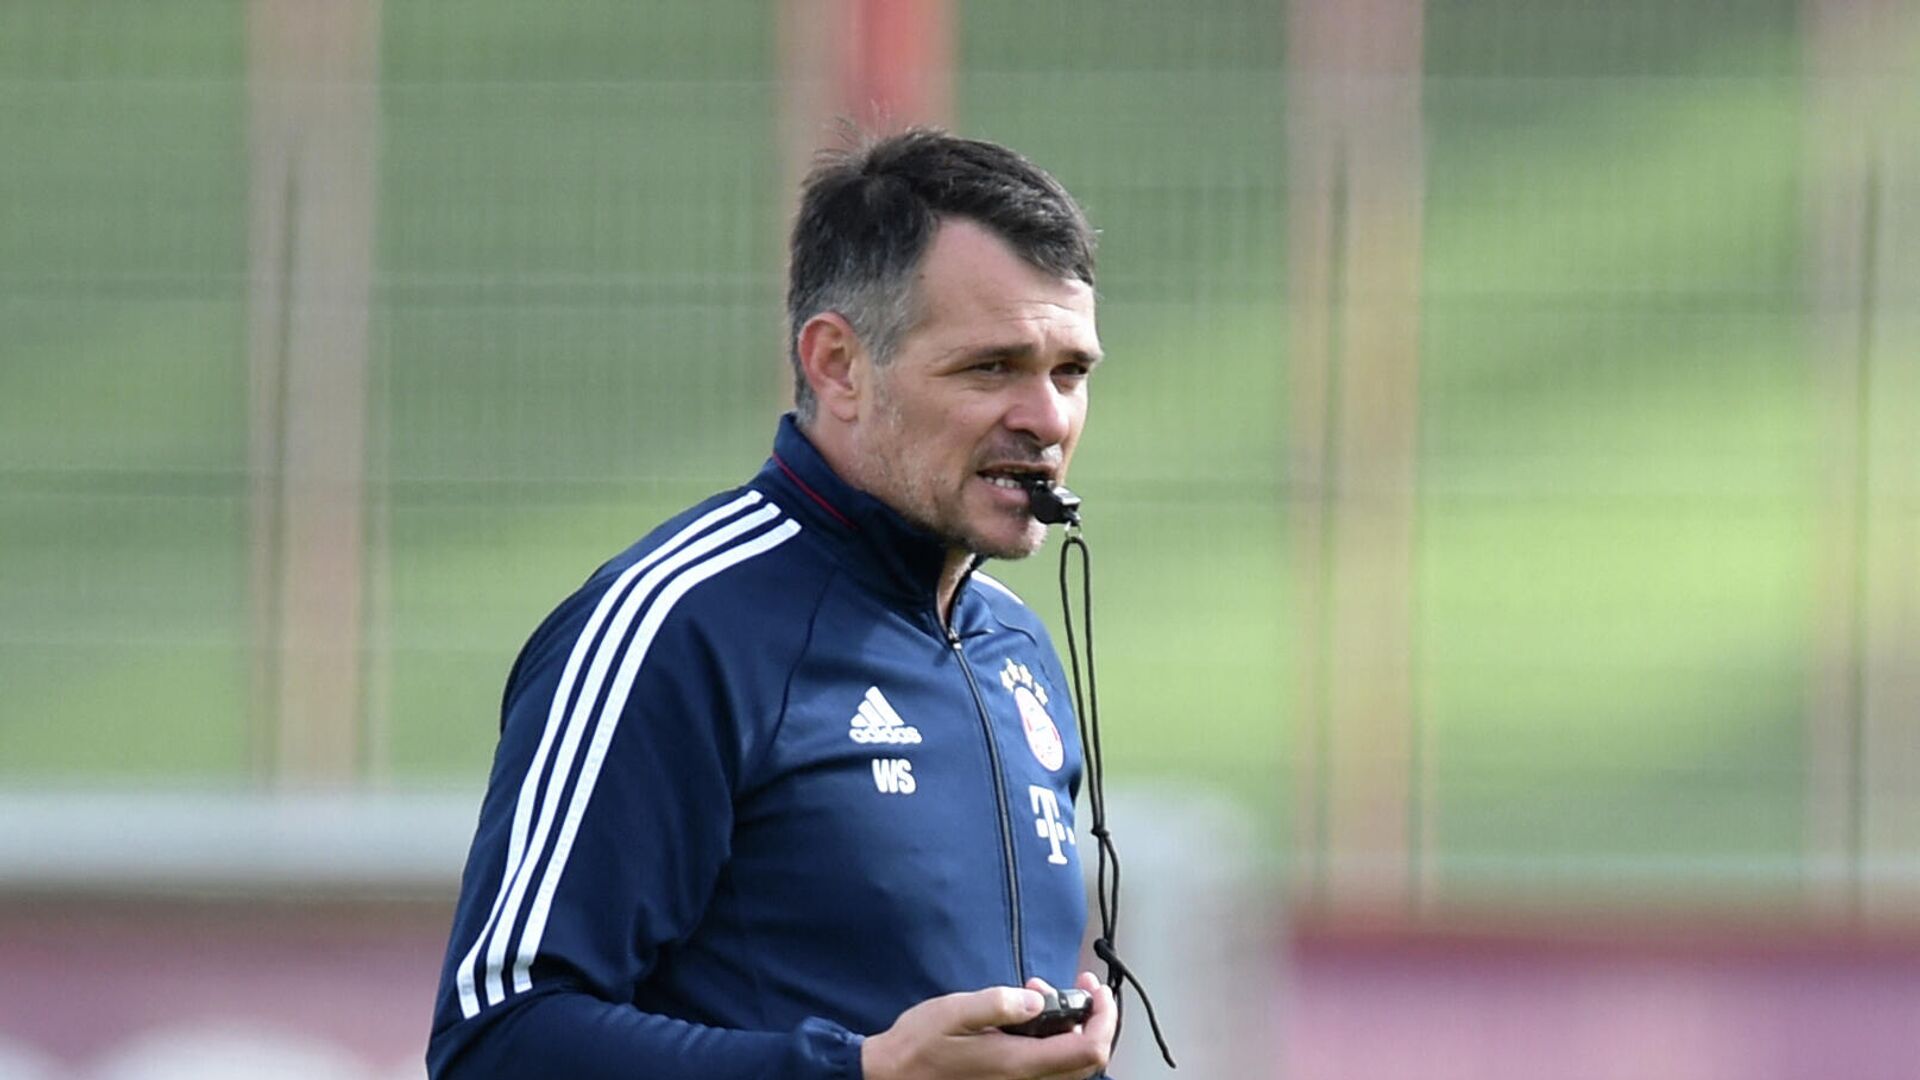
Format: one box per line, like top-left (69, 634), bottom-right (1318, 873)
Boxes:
top-left (849, 686), bottom-right (922, 745)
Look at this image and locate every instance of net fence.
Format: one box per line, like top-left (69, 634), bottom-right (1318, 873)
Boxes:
top-left (2, 0), bottom-right (1917, 915)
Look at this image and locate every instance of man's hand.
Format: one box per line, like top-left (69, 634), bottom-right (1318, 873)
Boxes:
top-left (861, 971), bottom-right (1115, 1080)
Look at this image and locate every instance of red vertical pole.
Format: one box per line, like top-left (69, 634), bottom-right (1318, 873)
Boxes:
top-left (777, 0), bottom-right (954, 198)
top-left (779, 0), bottom-right (954, 177)
top-left (773, 0), bottom-right (955, 411)
top-left (842, 0), bottom-right (953, 131)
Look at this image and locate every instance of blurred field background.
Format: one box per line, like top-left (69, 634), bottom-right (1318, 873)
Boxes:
top-left (2, 1), bottom-right (1918, 1077)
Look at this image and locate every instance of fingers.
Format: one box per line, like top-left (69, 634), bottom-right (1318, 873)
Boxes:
top-left (864, 987), bottom-right (1049, 1080)
top-left (865, 980), bottom-right (1112, 1080)
top-left (1077, 975), bottom-right (1118, 1048)
top-left (962, 975), bottom-right (1112, 1078)
top-left (1029, 973), bottom-right (1116, 1080)
top-left (947, 984), bottom-right (1047, 1033)
top-left (1018, 1024), bottom-right (1110, 1080)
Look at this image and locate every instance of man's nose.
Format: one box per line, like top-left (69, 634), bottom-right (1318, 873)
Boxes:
top-left (1006, 375), bottom-right (1075, 448)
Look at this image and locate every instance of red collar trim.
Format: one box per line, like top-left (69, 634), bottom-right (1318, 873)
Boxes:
top-left (772, 453), bottom-right (857, 531)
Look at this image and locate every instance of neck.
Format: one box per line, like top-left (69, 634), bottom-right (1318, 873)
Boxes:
top-left (798, 415), bottom-right (974, 623)
top-left (936, 549), bottom-right (975, 627)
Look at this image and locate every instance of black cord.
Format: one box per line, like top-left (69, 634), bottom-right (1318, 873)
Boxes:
top-left (1057, 526), bottom-right (1177, 1070)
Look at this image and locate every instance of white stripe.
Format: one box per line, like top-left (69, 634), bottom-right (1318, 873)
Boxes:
top-left (511, 517), bottom-right (802, 991)
top-left (855, 700), bottom-right (886, 730)
top-left (971, 571), bottom-right (1024, 605)
top-left (867, 685), bottom-right (909, 730)
top-left (454, 492), bottom-right (767, 1018)
top-left (482, 503), bottom-right (785, 1004)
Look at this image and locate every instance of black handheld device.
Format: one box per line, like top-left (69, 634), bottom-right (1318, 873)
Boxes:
top-left (1000, 987), bottom-right (1094, 1038)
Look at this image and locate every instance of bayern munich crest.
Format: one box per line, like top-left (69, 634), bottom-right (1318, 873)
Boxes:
top-left (999, 658), bottom-right (1064, 771)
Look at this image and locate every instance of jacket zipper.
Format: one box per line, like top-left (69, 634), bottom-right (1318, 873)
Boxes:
top-left (947, 623), bottom-right (1026, 983)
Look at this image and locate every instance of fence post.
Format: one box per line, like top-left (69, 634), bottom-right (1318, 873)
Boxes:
top-left (1804, 0), bottom-right (1920, 925)
top-left (245, 0), bottom-right (381, 787)
top-left (1287, 0), bottom-right (1428, 922)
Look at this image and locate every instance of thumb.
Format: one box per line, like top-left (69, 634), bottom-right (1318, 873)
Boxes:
top-left (944, 985), bottom-right (1046, 1033)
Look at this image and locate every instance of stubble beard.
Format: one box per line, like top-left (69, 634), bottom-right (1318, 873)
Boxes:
top-left (863, 386), bottom-right (1046, 563)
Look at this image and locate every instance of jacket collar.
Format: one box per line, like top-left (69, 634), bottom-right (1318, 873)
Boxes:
top-left (755, 413), bottom-right (960, 613)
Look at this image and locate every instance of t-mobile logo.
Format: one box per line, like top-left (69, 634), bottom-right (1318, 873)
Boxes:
top-left (1028, 785), bottom-right (1075, 866)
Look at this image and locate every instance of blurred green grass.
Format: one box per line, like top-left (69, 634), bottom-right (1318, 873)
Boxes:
top-left (0, 1), bottom-right (1842, 889)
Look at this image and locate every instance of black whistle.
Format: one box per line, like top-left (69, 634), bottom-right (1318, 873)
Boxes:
top-left (1020, 477), bottom-right (1082, 526)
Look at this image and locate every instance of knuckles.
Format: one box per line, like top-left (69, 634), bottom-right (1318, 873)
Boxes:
top-left (1000, 986), bottom-right (1043, 1018)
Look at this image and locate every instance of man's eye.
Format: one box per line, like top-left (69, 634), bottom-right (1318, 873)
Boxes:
top-left (973, 360), bottom-right (1008, 374)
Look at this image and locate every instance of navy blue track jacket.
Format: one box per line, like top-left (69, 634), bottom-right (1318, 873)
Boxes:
top-left (428, 416), bottom-right (1091, 1078)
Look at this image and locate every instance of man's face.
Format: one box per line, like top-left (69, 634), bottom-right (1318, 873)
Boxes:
top-left (851, 218), bottom-right (1100, 560)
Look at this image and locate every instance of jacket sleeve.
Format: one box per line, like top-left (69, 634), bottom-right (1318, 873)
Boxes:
top-left (426, 574), bottom-right (863, 1079)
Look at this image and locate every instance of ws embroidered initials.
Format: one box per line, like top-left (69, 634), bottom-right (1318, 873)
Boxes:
top-left (871, 758), bottom-right (916, 795)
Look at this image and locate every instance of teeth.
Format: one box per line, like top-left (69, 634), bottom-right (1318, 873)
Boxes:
top-left (983, 475), bottom-right (1023, 489)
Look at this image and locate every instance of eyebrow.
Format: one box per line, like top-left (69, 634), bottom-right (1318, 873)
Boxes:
top-left (955, 342), bottom-right (1104, 368)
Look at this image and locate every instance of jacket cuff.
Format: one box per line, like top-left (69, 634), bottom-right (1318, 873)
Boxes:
top-left (794, 1016), bottom-right (866, 1079)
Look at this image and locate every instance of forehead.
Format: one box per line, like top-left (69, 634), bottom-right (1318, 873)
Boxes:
top-left (910, 219), bottom-right (1099, 354)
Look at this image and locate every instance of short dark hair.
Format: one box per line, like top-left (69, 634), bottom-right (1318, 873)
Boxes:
top-left (785, 128), bottom-right (1097, 422)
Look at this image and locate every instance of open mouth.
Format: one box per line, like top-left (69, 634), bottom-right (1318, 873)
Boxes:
top-left (976, 465), bottom-right (1053, 490)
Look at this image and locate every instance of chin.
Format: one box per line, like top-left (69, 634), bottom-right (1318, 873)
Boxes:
top-left (967, 521), bottom-right (1048, 561)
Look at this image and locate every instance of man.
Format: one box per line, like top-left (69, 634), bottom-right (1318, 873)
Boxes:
top-left (428, 129), bottom-right (1115, 1080)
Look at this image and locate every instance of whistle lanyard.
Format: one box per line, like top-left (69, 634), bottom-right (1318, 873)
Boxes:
top-left (1056, 524), bottom-right (1177, 1069)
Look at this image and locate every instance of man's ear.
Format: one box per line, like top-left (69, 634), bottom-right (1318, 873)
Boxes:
top-left (796, 312), bottom-right (864, 424)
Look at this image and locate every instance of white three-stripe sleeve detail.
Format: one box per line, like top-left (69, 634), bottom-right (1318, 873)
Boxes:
top-left (481, 502), bottom-right (785, 1005)
top-left (455, 491), bottom-right (766, 1018)
top-left (453, 492), bottom-right (767, 1018)
top-left (511, 517), bottom-right (803, 992)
